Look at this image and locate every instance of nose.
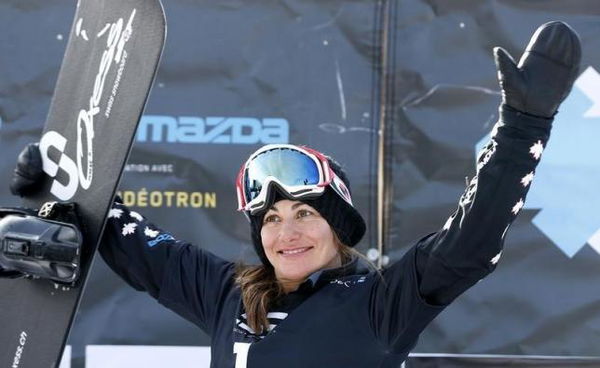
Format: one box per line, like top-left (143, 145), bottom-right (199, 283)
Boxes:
top-left (278, 220), bottom-right (301, 243)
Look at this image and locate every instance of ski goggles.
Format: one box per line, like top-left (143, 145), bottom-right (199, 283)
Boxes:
top-left (236, 144), bottom-right (354, 215)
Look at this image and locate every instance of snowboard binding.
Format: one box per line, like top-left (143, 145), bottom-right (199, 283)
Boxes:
top-left (0, 202), bottom-right (83, 285)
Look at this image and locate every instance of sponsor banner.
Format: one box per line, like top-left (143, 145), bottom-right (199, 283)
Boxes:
top-left (0, 0), bottom-right (598, 366)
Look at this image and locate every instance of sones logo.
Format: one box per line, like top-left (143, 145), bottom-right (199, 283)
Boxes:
top-left (136, 116), bottom-right (289, 144)
top-left (39, 131), bottom-right (80, 201)
top-left (36, 10), bottom-right (137, 202)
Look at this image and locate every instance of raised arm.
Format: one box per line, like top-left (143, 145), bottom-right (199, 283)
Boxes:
top-left (369, 22), bottom-right (581, 353)
top-left (99, 201), bottom-right (236, 333)
top-left (416, 21), bottom-right (581, 305)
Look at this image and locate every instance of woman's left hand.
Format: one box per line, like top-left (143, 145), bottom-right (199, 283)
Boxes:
top-left (493, 21), bottom-right (581, 118)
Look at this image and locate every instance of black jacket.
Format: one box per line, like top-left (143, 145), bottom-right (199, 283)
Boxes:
top-left (99, 105), bottom-right (551, 367)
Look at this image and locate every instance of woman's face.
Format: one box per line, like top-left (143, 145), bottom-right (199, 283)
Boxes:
top-left (260, 199), bottom-right (341, 290)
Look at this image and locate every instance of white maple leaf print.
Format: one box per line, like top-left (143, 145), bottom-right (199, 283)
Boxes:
top-left (490, 251), bottom-right (502, 265)
top-left (477, 140), bottom-right (497, 171)
top-left (108, 208), bottom-right (123, 219)
top-left (121, 222), bottom-right (138, 236)
top-left (130, 211), bottom-right (143, 221)
top-left (443, 213), bottom-right (456, 231)
top-left (144, 227), bottom-right (159, 238)
top-left (512, 198), bottom-right (524, 215)
top-left (529, 140), bottom-right (544, 160)
top-left (521, 171), bottom-right (535, 187)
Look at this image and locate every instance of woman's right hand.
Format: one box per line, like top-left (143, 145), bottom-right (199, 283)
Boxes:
top-left (10, 143), bottom-right (45, 197)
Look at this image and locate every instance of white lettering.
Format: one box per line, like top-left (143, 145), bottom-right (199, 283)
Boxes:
top-left (229, 117), bottom-right (260, 144)
top-left (77, 9), bottom-right (136, 191)
top-left (39, 131), bottom-right (67, 177)
top-left (39, 9), bottom-right (137, 201)
top-left (76, 108), bottom-right (95, 190)
top-left (137, 116), bottom-right (289, 144)
top-left (40, 131), bottom-right (79, 201)
top-left (11, 331), bottom-right (27, 368)
top-left (233, 342), bottom-right (251, 368)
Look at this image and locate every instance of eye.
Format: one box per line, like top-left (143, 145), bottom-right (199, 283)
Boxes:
top-left (263, 214), bottom-right (280, 224)
top-left (296, 209), bottom-right (313, 218)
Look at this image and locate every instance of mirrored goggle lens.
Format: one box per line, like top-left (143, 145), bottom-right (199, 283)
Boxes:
top-left (244, 148), bottom-right (322, 204)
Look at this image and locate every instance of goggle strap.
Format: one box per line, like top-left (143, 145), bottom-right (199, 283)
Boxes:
top-left (235, 164), bottom-right (248, 210)
top-left (330, 174), bottom-right (353, 206)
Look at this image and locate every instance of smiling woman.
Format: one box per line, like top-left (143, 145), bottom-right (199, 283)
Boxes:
top-left (232, 145), bottom-right (369, 338)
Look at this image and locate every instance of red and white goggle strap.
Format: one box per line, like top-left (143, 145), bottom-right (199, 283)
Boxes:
top-left (235, 163), bottom-right (248, 211)
top-left (331, 174), bottom-right (353, 206)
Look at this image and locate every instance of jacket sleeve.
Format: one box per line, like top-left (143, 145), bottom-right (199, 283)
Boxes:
top-left (370, 244), bottom-right (446, 353)
top-left (415, 104), bottom-right (552, 305)
top-left (99, 202), bottom-right (236, 333)
top-left (370, 105), bottom-right (552, 352)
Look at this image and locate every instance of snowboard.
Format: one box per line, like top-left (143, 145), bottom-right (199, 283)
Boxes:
top-left (0, 1), bottom-right (165, 367)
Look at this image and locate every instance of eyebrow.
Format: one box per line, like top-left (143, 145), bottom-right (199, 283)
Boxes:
top-left (268, 202), bottom-right (306, 212)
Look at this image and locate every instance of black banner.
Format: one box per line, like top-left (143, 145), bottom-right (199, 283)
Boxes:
top-left (0, 0), bottom-right (599, 366)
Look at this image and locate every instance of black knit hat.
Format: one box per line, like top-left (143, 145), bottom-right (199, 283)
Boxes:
top-left (248, 157), bottom-right (366, 266)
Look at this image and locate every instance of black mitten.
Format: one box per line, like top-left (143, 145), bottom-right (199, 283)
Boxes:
top-left (494, 21), bottom-right (581, 118)
top-left (9, 143), bottom-right (45, 197)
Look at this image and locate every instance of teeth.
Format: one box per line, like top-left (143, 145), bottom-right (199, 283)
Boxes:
top-left (281, 247), bottom-right (309, 255)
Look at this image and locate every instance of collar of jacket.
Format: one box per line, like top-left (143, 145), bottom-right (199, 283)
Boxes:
top-left (302, 255), bottom-right (360, 290)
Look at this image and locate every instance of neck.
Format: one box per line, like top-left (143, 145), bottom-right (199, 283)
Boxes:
top-left (279, 279), bottom-right (303, 294)
top-left (276, 254), bottom-right (343, 294)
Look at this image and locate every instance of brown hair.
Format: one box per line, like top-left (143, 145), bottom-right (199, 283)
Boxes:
top-left (234, 235), bottom-right (371, 334)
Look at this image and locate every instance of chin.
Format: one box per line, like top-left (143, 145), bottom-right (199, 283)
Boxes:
top-left (277, 267), bottom-right (314, 282)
